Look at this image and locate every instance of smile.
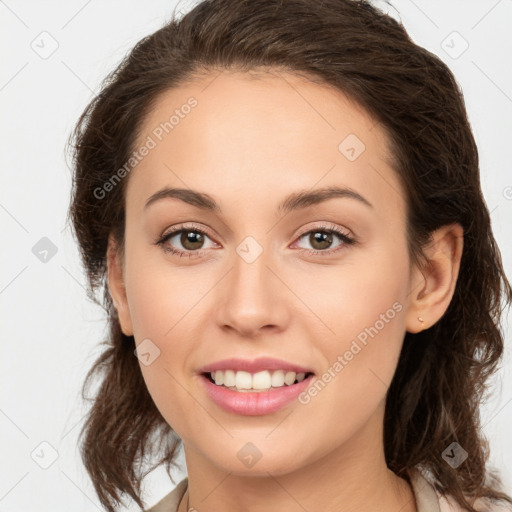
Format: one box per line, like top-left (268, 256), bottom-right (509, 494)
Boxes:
top-left (200, 371), bottom-right (315, 415)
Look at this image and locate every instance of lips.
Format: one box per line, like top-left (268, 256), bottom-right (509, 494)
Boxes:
top-left (197, 356), bottom-right (315, 375)
top-left (200, 371), bottom-right (315, 415)
top-left (196, 357), bottom-right (317, 415)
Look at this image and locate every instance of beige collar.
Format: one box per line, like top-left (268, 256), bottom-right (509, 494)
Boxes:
top-left (408, 467), bottom-right (441, 512)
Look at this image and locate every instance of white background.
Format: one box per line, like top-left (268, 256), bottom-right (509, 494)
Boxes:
top-left (1, 0), bottom-right (511, 510)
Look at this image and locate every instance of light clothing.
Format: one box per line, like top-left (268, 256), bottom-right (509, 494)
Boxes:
top-left (145, 467), bottom-right (512, 512)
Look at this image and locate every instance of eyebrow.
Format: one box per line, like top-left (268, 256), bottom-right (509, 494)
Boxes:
top-left (143, 185), bottom-right (373, 214)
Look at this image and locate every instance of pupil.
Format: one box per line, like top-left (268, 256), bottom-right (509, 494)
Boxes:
top-left (311, 231), bottom-right (332, 250)
top-left (182, 230), bottom-right (204, 250)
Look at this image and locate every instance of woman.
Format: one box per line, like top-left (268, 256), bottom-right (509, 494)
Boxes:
top-left (67, 0), bottom-right (512, 511)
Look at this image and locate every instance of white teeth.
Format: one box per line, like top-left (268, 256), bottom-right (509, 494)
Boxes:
top-left (207, 369), bottom-right (310, 391)
top-left (284, 371), bottom-right (296, 385)
top-left (271, 370), bottom-right (285, 387)
top-left (235, 371), bottom-right (252, 390)
top-left (223, 369), bottom-right (236, 387)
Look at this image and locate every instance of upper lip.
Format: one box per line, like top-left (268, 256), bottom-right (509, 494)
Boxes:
top-left (198, 357), bottom-right (315, 375)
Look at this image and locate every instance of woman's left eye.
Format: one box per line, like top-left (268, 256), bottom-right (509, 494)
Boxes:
top-left (155, 223), bottom-right (355, 258)
top-left (292, 226), bottom-right (355, 254)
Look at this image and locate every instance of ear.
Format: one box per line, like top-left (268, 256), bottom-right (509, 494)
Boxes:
top-left (405, 223), bottom-right (464, 333)
top-left (107, 233), bottom-right (134, 336)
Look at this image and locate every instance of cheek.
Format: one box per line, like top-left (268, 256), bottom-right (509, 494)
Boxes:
top-left (124, 242), bottom-right (203, 340)
top-left (293, 242), bottom-right (408, 354)
top-left (122, 245), bottom-right (212, 435)
top-left (295, 242), bottom-right (409, 417)
top-left (346, 260), bottom-right (408, 379)
top-left (293, 296), bottom-right (406, 454)
top-left (129, 285), bottom-right (197, 439)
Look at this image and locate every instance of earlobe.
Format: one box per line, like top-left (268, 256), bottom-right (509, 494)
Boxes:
top-left (107, 234), bottom-right (134, 337)
top-left (405, 223), bottom-right (464, 333)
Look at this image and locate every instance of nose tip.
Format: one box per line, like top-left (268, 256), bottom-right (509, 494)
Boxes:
top-left (216, 253), bottom-right (289, 338)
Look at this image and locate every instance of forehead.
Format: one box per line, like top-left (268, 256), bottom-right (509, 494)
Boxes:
top-left (127, 70), bottom-right (404, 219)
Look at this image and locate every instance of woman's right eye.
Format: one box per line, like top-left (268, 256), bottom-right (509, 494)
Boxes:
top-left (156, 227), bottom-right (218, 257)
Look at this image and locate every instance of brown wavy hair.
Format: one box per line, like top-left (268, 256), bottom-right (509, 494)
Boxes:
top-left (66, 0), bottom-right (512, 510)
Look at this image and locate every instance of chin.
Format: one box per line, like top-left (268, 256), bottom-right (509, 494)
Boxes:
top-left (207, 446), bottom-right (307, 477)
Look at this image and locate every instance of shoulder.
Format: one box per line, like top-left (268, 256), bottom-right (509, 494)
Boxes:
top-left (408, 467), bottom-right (512, 512)
top-left (145, 478), bottom-right (188, 512)
top-left (438, 492), bottom-right (512, 512)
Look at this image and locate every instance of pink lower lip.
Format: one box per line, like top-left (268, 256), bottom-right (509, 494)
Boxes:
top-left (200, 373), bottom-right (314, 416)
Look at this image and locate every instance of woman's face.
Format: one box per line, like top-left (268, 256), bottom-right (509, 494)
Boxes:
top-left (112, 70), bottom-right (422, 476)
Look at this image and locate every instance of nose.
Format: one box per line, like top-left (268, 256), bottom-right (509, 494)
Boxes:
top-left (215, 247), bottom-right (290, 338)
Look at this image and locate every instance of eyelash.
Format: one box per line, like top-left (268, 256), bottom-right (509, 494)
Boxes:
top-left (154, 222), bottom-right (355, 259)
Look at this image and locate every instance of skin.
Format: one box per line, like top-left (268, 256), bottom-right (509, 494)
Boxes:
top-left (107, 70), bottom-right (463, 512)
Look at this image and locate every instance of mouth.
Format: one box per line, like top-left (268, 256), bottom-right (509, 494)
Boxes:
top-left (199, 369), bottom-right (315, 415)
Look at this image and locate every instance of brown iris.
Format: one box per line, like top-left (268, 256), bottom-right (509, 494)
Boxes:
top-left (180, 230), bottom-right (205, 250)
top-left (309, 231), bottom-right (333, 251)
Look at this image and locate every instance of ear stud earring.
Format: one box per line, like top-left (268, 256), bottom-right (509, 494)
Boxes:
top-left (418, 316), bottom-right (425, 330)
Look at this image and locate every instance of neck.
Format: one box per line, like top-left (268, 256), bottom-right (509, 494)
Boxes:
top-left (179, 467), bottom-right (415, 512)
